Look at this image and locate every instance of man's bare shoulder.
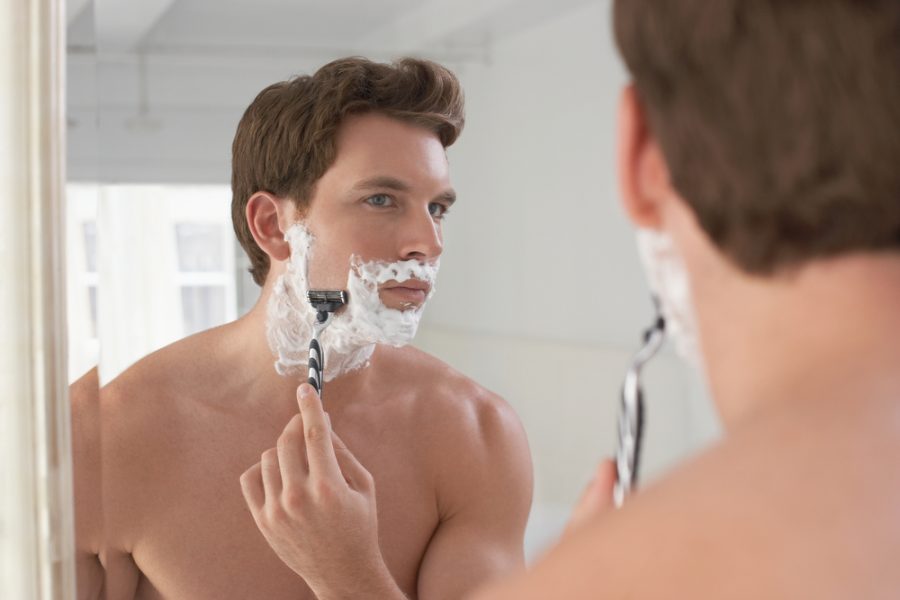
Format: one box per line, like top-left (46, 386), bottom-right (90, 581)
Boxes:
top-left (99, 327), bottom-right (246, 467)
top-left (380, 345), bottom-right (525, 442)
top-left (103, 327), bottom-right (234, 406)
top-left (70, 368), bottom-right (103, 551)
top-left (378, 346), bottom-right (533, 513)
top-left (70, 366), bottom-right (100, 445)
top-left (70, 366), bottom-right (101, 458)
top-left (487, 395), bottom-right (900, 599)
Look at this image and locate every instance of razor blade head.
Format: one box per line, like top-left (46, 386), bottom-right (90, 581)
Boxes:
top-left (306, 290), bottom-right (348, 313)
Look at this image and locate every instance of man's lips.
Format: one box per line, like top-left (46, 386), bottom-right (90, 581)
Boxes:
top-left (380, 280), bottom-right (431, 306)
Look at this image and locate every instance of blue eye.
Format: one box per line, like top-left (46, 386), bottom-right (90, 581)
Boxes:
top-left (429, 203), bottom-right (450, 219)
top-left (366, 194), bottom-right (393, 208)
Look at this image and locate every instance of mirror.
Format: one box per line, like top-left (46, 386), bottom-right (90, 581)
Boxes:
top-left (65, 0), bottom-right (720, 595)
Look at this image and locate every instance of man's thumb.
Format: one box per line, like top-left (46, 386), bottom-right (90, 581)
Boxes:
top-left (564, 459), bottom-right (617, 537)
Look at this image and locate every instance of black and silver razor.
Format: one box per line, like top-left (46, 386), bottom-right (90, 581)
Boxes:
top-left (306, 290), bottom-right (348, 398)
top-left (613, 298), bottom-right (666, 508)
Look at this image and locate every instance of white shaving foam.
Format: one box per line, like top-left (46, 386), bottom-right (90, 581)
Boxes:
top-left (635, 228), bottom-right (703, 368)
top-left (266, 223), bottom-right (438, 381)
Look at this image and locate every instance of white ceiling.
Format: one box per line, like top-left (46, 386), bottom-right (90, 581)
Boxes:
top-left (142, 0), bottom-right (424, 50)
top-left (68, 0), bottom-right (599, 59)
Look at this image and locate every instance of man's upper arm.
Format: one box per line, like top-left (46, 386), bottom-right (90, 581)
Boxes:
top-left (71, 368), bottom-right (105, 599)
top-left (416, 392), bottom-right (533, 600)
top-left (72, 369), bottom-right (143, 600)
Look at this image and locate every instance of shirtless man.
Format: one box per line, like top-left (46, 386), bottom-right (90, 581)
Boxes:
top-left (71, 57), bottom-right (532, 600)
top-left (471, 1), bottom-right (900, 598)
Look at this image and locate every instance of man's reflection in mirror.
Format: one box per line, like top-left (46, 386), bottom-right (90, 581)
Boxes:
top-left (70, 57), bottom-right (533, 600)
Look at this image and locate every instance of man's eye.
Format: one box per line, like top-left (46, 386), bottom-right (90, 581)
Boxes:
top-left (365, 194), bottom-right (393, 208)
top-left (429, 203), bottom-right (450, 219)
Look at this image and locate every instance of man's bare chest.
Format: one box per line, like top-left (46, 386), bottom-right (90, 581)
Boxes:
top-left (124, 411), bottom-right (438, 599)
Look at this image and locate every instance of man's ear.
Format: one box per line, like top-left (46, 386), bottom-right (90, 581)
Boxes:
top-left (246, 192), bottom-right (292, 262)
top-left (617, 84), bottom-right (672, 230)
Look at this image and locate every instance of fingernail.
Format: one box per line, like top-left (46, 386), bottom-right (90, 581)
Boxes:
top-left (298, 383), bottom-right (313, 399)
top-left (325, 413), bottom-right (332, 429)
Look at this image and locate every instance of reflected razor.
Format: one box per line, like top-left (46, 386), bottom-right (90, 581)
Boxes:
top-left (306, 290), bottom-right (348, 399)
top-left (613, 298), bottom-right (666, 508)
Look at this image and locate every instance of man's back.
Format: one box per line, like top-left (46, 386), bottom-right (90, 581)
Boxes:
top-left (73, 317), bottom-right (532, 599)
top-left (478, 380), bottom-right (900, 598)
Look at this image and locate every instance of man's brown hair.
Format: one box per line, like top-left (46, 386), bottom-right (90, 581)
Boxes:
top-left (232, 57), bottom-right (465, 286)
top-left (614, 0), bottom-right (900, 274)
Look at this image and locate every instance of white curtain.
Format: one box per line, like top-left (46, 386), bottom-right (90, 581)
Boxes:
top-left (97, 186), bottom-right (185, 385)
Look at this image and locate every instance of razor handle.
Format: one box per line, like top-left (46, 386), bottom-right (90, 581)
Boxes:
top-left (613, 383), bottom-right (644, 508)
top-left (307, 338), bottom-right (323, 396)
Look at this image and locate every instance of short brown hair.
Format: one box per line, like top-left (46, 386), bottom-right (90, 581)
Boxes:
top-left (614, 0), bottom-right (900, 274)
top-left (232, 57), bottom-right (465, 285)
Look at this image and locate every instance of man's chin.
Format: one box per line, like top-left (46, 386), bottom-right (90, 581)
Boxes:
top-left (377, 292), bottom-right (427, 313)
top-left (381, 300), bottom-right (425, 313)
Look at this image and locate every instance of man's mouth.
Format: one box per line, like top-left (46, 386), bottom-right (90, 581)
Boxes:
top-left (380, 280), bottom-right (432, 308)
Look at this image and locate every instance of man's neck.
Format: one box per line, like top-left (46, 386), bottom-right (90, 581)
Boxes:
top-left (697, 252), bottom-right (900, 428)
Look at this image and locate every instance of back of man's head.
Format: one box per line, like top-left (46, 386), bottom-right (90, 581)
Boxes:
top-left (614, 0), bottom-right (900, 274)
top-left (231, 57), bottom-right (465, 286)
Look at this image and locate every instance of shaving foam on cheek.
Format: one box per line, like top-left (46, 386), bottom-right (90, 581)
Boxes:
top-left (635, 228), bottom-right (704, 369)
top-left (266, 223), bottom-right (439, 381)
top-left (266, 224), bottom-right (325, 376)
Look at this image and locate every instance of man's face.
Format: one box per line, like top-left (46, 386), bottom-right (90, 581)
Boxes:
top-left (301, 112), bottom-right (455, 311)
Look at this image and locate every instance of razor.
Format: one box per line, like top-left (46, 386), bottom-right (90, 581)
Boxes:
top-left (305, 289), bottom-right (348, 398)
top-left (613, 298), bottom-right (666, 508)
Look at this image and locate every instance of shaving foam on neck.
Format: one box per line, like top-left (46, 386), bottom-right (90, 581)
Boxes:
top-left (266, 223), bottom-right (438, 381)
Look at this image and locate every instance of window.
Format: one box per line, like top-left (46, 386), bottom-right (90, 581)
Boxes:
top-left (66, 183), bottom-right (99, 383)
top-left (174, 217), bottom-right (235, 336)
top-left (67, 184), bottom-right (252, 383)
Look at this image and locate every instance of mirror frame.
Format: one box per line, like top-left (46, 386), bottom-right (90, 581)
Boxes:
top-left (0, 0), bottom-right (76, 597)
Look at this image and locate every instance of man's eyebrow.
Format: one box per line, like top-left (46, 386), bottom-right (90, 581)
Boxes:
top-left (352, 176), bottom-right (411, 192)
top-left (436, 189), bottom-right (457, 205)
top-left (353, 176), bottom-right (456, 204)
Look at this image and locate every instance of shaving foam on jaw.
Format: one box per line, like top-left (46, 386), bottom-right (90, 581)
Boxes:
top-left (266, 223), bottom-right (438, 381)
top-left (635, 228), bottom-right (703, 369)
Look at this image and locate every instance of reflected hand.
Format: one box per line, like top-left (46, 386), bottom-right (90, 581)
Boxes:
top-left (562, 459), bottom-right (617, 538)
top-left (240, 383), bottom-right (389, 599)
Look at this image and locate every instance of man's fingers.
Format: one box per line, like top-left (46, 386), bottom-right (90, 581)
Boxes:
top-left (260, 447), bottom-right (283, 500)
top-left (240, 463), bottom-right (265, 512)
top-left (297, 383), bottom-right (341, 482)
top-left (594, 458), bottom-right (617, 507)
top-left (277, 413), bottom-right (309, 492)
top-left (331, 429), bottom-right (373, 491)
top-left (582, 458), bottom-right (617, 514)
top-left (565, 458), bottom-right (617, 535)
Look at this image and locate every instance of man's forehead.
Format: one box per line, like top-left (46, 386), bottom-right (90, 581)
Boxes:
top-left (326, 118), bottom-right (452, 191)
top-left (333, 113), bottom-right (446, 159)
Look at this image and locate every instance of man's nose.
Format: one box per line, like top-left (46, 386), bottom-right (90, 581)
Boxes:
top-left (397, 206), bottom-right (443, 261)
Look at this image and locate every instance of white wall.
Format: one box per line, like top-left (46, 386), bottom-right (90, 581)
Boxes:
top-left (66, 53), bottom-right (294, 184)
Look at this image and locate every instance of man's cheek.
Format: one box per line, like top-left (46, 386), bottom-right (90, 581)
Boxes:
top-left (306, 251), bottom-right (353, 290)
